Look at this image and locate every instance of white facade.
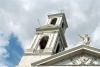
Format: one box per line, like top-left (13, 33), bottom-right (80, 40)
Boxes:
top-left (31, 45), bottom-right (100, 67)
top-left (17, 13), bottom-right (100, 67)
top-left (17, 13), bottom-right (68, 67)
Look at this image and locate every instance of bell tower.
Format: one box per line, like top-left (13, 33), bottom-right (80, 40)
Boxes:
top-left (17, 13), bottom-right (68, 67)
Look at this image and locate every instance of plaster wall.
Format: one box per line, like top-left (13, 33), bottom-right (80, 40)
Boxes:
top-left (17, 55), bottom-right (50, 67)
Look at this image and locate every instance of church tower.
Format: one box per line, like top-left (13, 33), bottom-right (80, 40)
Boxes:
top-left (17, 13), bottom-right (68, 67)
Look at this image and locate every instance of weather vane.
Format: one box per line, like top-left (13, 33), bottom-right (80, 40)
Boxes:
top-left (60, 9), bottom-right (64, 13)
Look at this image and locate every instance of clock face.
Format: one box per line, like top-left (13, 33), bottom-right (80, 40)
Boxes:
top-left (53, 53), bottom-right (100, 65)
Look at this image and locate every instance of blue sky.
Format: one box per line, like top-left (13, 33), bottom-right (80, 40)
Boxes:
top-left (0, 33), bottom-right (23, 67)
top-left (6, 34), bottom-right (24, 67)
top-left (0, 0), bottom-right (100, 67)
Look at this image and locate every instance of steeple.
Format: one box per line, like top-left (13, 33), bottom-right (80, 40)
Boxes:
top-left (17, 13), bottom-right (68, 67)
top-left (30, 13), bottom-right (68, 54)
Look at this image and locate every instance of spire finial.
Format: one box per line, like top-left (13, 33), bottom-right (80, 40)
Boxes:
top-left (60, 9), bottom-right (64, 13)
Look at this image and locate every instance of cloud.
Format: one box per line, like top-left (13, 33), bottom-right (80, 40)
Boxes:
top-left (91, 22), bottom-right (100, 48)
top-left (0, 47), bottom-right (9, 58)
top-left (65, 0), bottom-right (100, 48)
top-left (0, 63), bottom-right (8, 67)
top-left (0, 57), bottom-right (15, 67)
top-left (0, 0), bottom-right (100, 67)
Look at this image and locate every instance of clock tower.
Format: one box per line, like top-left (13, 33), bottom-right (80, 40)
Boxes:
top-left (17, 13), bottom-right (68, 67)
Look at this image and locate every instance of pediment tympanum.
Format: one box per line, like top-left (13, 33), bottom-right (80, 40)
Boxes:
top-left (53, 53), bottom-right (100, 65)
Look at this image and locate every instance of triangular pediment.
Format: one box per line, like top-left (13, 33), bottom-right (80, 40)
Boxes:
top-left (31, 45), bottom-right (100, 66)
top-left (52, 52), bottom-right (100, 65)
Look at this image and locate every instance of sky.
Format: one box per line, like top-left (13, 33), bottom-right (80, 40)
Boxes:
top-left (0, 0), bottom-right (100, 67)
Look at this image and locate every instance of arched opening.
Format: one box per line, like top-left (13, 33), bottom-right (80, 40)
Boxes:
top-left (62, 22), bottom-right (64, 28)
top-left (55, 44), bottom-right (60, 53)
top-left (39, 36), bottom-right (49, 49)
top-left (51, 18), bottom-right (57, 25)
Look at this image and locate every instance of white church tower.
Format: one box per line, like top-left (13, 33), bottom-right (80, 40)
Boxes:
top-left (17, 13), bottom-right (68, 67)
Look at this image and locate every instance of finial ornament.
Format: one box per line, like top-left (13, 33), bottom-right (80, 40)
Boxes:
top-left (60, 9), bottom-right (64, 13)
top-left (78, 34), bottom-right (90, 45)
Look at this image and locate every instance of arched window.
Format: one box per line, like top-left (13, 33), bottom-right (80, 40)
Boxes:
top-left (51, 18), bottom-right (57, 25)
top-left (39, 36), bottom-right (49, 49)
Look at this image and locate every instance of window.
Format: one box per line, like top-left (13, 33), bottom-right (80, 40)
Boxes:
top-left (39, 36), bottom-right (49, 49)
top-left (51, 18), bottom-right (57, 25)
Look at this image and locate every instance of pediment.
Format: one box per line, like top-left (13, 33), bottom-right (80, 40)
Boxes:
top-left (31, 45), bottom-right (100, 66)
top-left (52, 53), bottom-right (100, 65)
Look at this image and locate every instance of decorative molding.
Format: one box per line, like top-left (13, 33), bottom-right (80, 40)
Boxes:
top-left (54, 53), bottom-right (100, 65)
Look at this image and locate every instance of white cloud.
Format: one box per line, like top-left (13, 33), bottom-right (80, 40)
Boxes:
top-left (0, 63), bottom-right (8, 67)
top-left (21, 0), bottom-right (33, 11)
top-left (0, 47), bottom-right (9, 58)
top-left (91, 22), bottom-right (100, 47)
top-left (92, 22), bottom-right (100, 41)
top-left (0, 0), bottom-right (100, 66)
